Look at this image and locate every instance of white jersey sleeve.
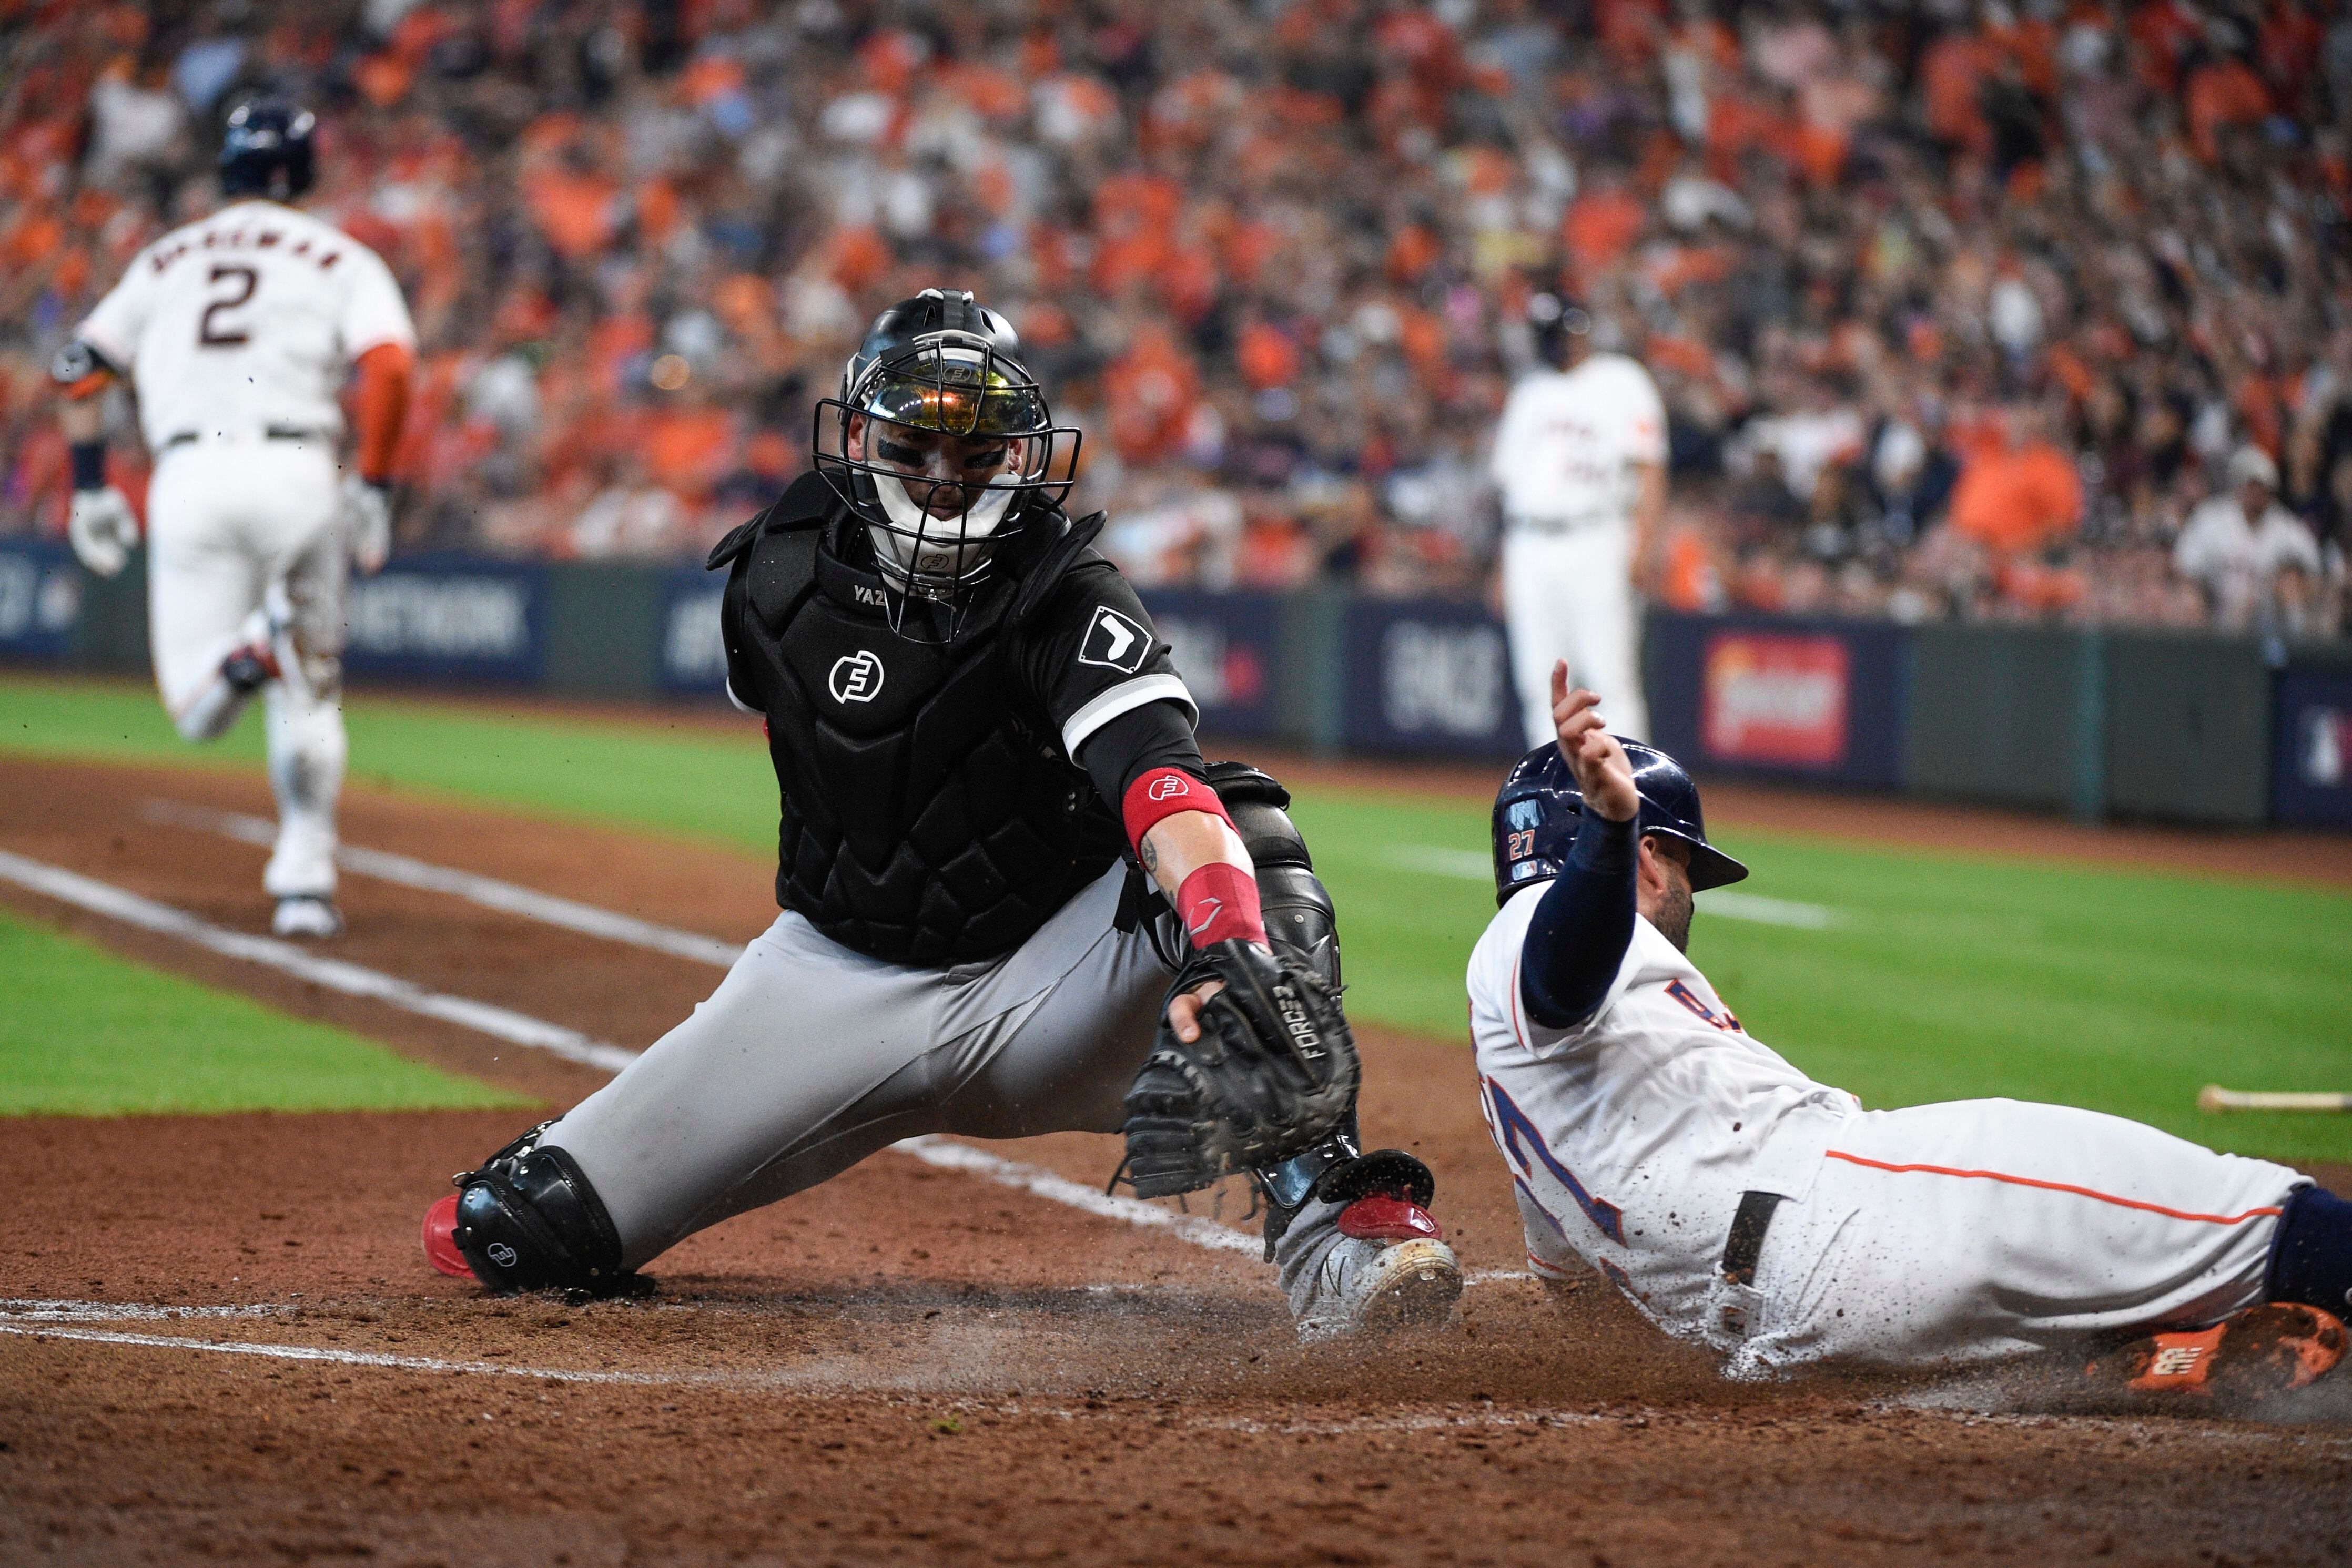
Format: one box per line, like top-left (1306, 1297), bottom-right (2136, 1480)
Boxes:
top-left (1488, 379), bottom-right (1539, 490)
top-left (74, 249), bottom-right (157, 370)
top-left (1603, 355), bottom-right (1668, 468)
top-left (338, 242), bottom-right (417, 359)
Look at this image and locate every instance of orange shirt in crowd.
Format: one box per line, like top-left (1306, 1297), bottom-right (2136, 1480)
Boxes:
top-left (1562, 187), bottom-right (1645, 274)
top-left (1949, 441), bottom-right (2083, 552)
top-left (2186, 57), bottom-right (2270, 162)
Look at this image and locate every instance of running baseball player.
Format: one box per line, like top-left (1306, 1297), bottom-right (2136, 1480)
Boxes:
top-left (1467, 664), bottom-right (2349, 1396)
top-left (55, 101), bottom-right (415, 938)
top-left (1491, 294), bottom-right (1664, 746)
top-left (421, 290), bottom-right (1463, 1338)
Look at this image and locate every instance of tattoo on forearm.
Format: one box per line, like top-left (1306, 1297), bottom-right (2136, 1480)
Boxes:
top-left (1140, 837), bottom-right (1158, 873)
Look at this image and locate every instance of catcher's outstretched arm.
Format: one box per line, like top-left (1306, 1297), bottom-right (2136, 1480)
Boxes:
top-left (1076, 700), bottom-right (1265, 1040)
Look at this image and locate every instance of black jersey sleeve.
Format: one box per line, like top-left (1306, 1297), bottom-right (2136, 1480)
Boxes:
top-left (1074, 700), bottom-right (1207, 811)
top-left (1012, 550), bottom-right (1199, 761)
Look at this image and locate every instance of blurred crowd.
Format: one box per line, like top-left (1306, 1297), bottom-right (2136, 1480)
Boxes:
top-left (4, 0), bottom-right (2351, 640)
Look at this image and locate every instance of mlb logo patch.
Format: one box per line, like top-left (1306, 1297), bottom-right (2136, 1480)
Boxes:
top-left (1077, 606), bottom-right (1152, 673)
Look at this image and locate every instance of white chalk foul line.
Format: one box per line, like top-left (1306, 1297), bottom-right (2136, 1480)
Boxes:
top-left (893, 1136), bottom-right (1261, 1257)
top-left (0, 1298), bottom-right (290, 1322)
top-left (1379, 845), bottom-right (1838, 928)
top-left (0, 849), bottom-right (641, 1074)
top-left (142, 800), bottom-right (746, 969)
top-left (0, 1321), bottom-right (685, 1386)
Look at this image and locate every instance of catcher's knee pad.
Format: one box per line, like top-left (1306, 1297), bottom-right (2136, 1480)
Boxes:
top-left (1205, 761), bottom-right (1339, 988)
top-left (448, 1123), bottom-right (641, 1298)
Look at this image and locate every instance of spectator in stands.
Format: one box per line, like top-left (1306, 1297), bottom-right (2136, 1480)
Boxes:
top-left (0, 0), bottom-right (2341, 647)
top-left (2174, 446), bottom-right (2326, 637)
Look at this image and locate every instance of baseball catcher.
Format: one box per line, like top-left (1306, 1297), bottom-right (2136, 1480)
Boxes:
top-left (422, 290), bottom-right (1462, 1337)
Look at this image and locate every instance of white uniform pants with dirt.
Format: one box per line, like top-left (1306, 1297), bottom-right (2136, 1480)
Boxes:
top-left (1502, 523), bottom-right (1648, 746)
top-left (147, 438), bottom-right (348, 900)
top-left (543, 863), bottom-right (1193, 1270)
top-left (1722, 1098), bottom-right (2305, 1379)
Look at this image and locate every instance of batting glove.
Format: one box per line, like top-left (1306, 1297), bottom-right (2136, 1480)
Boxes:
top-left (341, 475), bottom-right (393, 576)
top-left (68, 487), bottom-right (138, 578)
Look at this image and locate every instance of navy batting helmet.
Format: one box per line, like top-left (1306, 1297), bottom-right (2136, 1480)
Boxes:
top-left (1489, 740), bottom-right (1747, 907)
top-left (219, 100), bottom-right (317, 201)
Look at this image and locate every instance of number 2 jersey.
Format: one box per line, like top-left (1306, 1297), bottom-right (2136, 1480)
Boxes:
top-left (1466, 886), bottom-right (1854, 1337)
top-left (73, 199), bottom-right (415, 450)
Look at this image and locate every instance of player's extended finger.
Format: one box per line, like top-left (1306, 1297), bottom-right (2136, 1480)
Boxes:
top-left (1549, 660), bottom-right (1569, 712)
top-left (1554, 686), bottom-right (1603, 735)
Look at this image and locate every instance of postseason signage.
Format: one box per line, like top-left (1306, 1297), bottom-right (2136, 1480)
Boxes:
top-left (2273, 664), bottom-right (2352, 828)
top-left (1647, 612), bottom-right (1906, 787)
top-left (1342, 598), bottom-right (1523, 756)
top-left (1138, 588), bottom-right (1282, 737)
top-left (0, 539), bottom-right (80, 659)
top-left (658, 570), bottom-right (730, 696)
top-left (343, 554), bottom-right (546, 683)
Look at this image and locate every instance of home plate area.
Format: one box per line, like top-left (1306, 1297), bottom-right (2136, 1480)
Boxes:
top-left (1, 757), bottom-right (2348, 1566)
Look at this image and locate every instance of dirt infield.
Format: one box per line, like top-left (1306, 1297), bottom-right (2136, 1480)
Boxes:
top-left (3, 753), bottom-right (2349, 1566)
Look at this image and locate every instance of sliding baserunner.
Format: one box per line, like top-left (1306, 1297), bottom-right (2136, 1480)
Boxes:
top-left (1466, 664), bottom-right (2349, 1397)
top-left (421, 290), bottom-right (1462, 1337)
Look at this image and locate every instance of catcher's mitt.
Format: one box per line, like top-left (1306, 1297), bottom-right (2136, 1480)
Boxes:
top-left (1119, 938), bottom-right (1360, 1198)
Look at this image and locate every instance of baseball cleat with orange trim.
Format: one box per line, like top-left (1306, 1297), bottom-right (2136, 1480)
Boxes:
top-left (2086, 1303), bottom-right (2345, 1401)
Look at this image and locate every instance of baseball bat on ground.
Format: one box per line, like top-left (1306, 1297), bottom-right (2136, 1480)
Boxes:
top-left (2198, 1085), bottom-right (2352, 1114)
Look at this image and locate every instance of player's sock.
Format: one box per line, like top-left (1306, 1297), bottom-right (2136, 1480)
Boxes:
top-left (2266, 1185), bottom-right (2352, 1318)
top-left (262, 685), bottom-right (347, 899)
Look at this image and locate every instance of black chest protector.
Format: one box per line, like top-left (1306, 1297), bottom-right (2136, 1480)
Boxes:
top-left (712, 474), bottom-right (1127, 967)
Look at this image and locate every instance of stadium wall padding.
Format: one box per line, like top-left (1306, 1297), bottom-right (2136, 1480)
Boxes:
top-left (1903, 623), bottom-right (2102, 817)
top-left (3, 541), bottom-right (2340, 829)
top-left (2101, 632), bottom-right (2272, 827)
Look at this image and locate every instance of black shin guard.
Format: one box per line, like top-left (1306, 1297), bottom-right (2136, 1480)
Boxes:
top-left (1207, 761), bottom-right (1339, 988)
top-left (1203, 763), bottom-right (1405, 1257)
top-left (450, 1123), bottom-right (645, 1299)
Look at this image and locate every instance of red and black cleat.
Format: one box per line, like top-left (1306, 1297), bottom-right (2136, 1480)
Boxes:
top-left (2087, 1303), bottom-right (2346, 1403)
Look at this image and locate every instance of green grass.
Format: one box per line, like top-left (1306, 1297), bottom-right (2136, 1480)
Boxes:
top-left (0, 908), bottom-right (525, 1116)
top-left (1306, 788), bottom-right (2352, 1163)
top-left (0, 675), bottom-right (778, 846)
top-left (4, 671), bottom-right (2348, 1162)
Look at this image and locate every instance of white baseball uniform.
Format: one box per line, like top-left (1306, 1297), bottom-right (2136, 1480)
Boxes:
top-left (75, 199), bottom-right (415, 901)
top-left (1490, 352), bottom-right (1664, 745)
top-left (1467, 889), bottom-right (2306, 1378)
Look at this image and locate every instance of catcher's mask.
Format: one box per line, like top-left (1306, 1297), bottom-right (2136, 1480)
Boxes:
top-left (814, 289), bottom-right (1080, 643)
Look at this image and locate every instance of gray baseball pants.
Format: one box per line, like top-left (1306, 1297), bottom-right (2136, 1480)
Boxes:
top-left (543, 863), bottom-right (1174, 1270)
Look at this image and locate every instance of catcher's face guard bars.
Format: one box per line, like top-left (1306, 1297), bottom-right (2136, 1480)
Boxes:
top-left (814, 330), bottom-right (1081, 643)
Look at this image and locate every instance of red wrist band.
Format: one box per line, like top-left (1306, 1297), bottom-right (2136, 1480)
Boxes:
top-left (1120, 766), bottom-right (1227, 854)
top-left (1174, 862), bottom-right (1266, 948)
